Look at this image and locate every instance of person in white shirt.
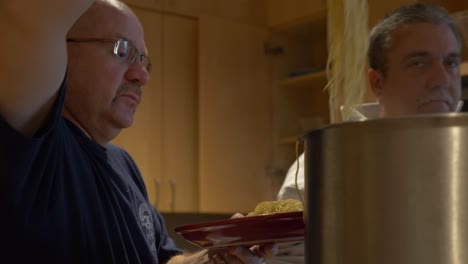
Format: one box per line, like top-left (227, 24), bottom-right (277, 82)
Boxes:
top-left (270, 3), bottom-right (464, 263)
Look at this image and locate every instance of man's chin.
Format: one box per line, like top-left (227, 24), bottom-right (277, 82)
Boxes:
top-left (119, 119), bottom-right (134, 129)
top-left (111, 115), bottom-right (134, 129)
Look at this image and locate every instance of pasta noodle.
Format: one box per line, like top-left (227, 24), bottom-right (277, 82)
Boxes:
top-left (246, 199), bottom-right (303, 216)
top-left (325, 0), bottom-right (369, 122)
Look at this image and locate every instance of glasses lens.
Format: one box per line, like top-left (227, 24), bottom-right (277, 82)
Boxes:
top-left (114, 39), bottom-right (134, 63)
top-left (115, 39), bottom-right (151, 71)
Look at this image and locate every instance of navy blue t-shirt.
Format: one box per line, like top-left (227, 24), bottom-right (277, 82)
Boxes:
top-left (0, 80), bottom-right (182, 263)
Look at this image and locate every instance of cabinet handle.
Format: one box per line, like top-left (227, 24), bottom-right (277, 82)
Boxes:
top-left (154, 178), bottom-right (161, 208)
top-left (169, 179), bottom-right (176, 212)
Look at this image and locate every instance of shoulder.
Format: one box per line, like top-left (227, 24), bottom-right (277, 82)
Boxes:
top-left (106, 143), bottom-right (148, 194)
top-left (106, 143), bottom-right (140, 173)
top-left (106, 143), bottom-right (131, 159)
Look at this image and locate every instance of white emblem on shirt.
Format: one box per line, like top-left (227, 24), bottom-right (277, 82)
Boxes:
top-left (139, 203), bottom-right (157, 253)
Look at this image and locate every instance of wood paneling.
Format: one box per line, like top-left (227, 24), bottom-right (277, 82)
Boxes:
top-left (125, 0), bottom-right (268, 26)
top-left (160, 15), bottom-right (198, 212)
top-left (124, 0), bottom-right (163, 11)
top-left (267, 0), bottom-right (326, 29)
top-left (164, 0), bottom-right (268, 26)
top-left (113, 7), bottom-right (198, 213)
top-left (198, 16), bottom-right (272, 213)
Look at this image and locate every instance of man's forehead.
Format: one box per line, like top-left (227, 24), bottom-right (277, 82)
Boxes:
top-left (401, 50), bottom-right (461, 61)
top-left (92, 6), bottom-right (146, 52)
top-left (389, 23), bottom-right (460, 51)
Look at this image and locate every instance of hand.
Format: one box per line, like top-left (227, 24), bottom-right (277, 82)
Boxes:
top-left (207, 243), bottom-right (278, 264)
top-left (206, 213), bottom-right (278, 264)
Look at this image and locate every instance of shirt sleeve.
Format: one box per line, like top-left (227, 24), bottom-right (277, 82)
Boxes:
top-left (0, 75), bottom-right (66, 139)
top-left (270, 153), bottom-right (306, 264)
top-left (277, 153), bottom-right (305, 201)
top-left (152, 208), bottom-right (183, 263)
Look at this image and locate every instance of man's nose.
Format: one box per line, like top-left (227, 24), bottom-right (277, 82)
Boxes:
top-left (429, 61), bottom-right (451, 89)
top-left (124, 60), bottom-right (151, 86)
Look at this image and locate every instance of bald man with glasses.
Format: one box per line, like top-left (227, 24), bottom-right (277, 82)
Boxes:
top-left (0, 0), bottom-right (276, 263)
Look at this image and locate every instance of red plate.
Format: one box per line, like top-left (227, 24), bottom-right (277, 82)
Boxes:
top-left (174, 212), bottom-right (305, 248)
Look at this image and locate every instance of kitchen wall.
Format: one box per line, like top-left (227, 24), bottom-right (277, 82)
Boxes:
top-left (113, 0), bottom-right (468, 214)
top-left (114, 0), bottom-right (275, 214)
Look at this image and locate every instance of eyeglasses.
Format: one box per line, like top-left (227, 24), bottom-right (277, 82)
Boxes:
top-left (67, 38), bottom-right (152, 72)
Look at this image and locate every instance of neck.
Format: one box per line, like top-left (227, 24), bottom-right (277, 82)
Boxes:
top-left (62, 107), bottom-right (112, 146)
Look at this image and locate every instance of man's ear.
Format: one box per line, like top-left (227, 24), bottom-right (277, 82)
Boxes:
top-left (368, 68), bottom-right (384, 99)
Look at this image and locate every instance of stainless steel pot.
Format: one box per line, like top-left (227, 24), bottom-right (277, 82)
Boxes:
top-left (303, 113), bottom-right (468, 264)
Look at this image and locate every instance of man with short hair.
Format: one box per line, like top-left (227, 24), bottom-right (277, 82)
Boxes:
top-left (367, 2), bottom-right (462, 118)
top-left (272, 3), bottom-right (464, 264)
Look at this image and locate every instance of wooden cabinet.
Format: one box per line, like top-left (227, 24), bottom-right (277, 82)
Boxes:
top-left (112, 6), bottom-right (199, 213)
top-left (164, 0), bottom-right (266, 25)
top-left (266, 1), bottom-right (329, 174)
top-left (123, 0), bottom-right (162, 10)
top-left (115, 0), bottom-right (468, 215)
top-left (462, 62), bottom-right (468, 76)
top-left (267, 0), bottom-right (326, 30)
top-left (159, 14), bottom-right (198, 212)
top-left (117, 2), bottom-right (274, 214)
top-left (124, 0), bottom-right (266, 26)
top-left (198, 16), bottom-right (273, 214)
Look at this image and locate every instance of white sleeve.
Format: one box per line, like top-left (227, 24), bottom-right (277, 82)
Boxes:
top-left (277, 153), bottom-right (305, 201)
top-left (269, 153), bottom-right (306, 264)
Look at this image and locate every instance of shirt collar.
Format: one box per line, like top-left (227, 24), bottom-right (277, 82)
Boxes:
top-left (343, 101), bottom-right (464, 121)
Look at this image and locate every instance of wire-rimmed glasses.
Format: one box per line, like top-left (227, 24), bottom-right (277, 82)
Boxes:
top-left (67, 38), bottom-right (152, 72)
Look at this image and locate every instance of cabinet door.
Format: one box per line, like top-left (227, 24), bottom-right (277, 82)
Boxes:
top-left (198, 16), bottom-right (273, 214)
top-left (163, 0), bottom-right (266, 25)
top-left (160, 15), bottom-right (198, 212)
top-left (124, 0), bottom-right (162, 10)
top-left (112, 7), bottom-right (163, 208)
top-left (267, 0), bottom-right (326, 29)
top-left (112, 8), bottom-right (198, 213)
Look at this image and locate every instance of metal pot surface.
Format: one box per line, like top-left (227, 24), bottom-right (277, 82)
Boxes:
top-left (303, 113), bottom-right (468, 264)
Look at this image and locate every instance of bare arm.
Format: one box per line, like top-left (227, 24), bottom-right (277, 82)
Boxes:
top-left (0, 0), bottom-right (94, 135)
